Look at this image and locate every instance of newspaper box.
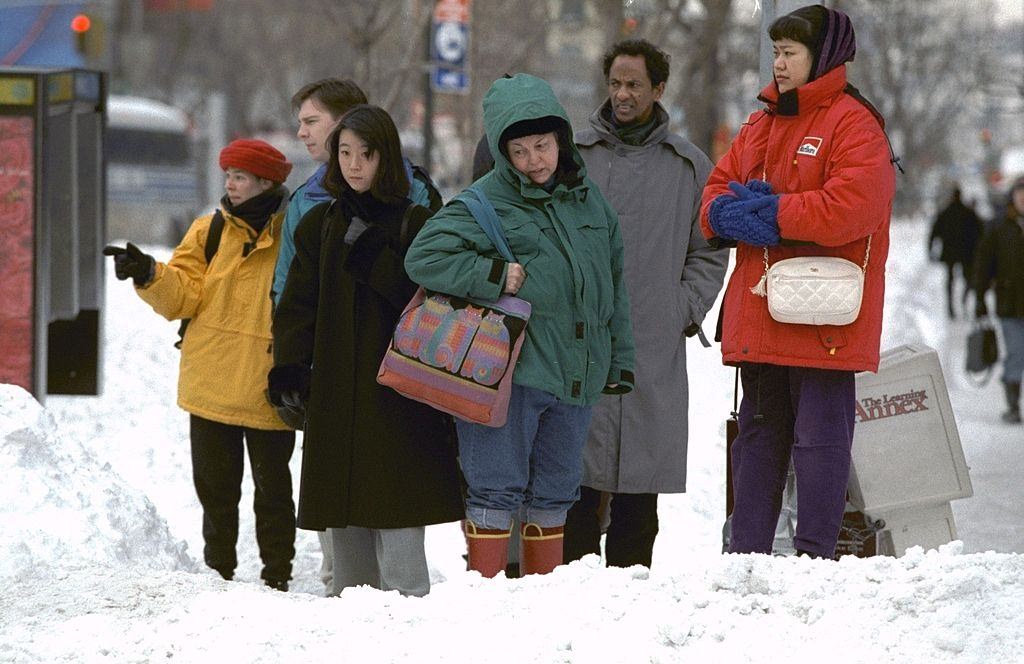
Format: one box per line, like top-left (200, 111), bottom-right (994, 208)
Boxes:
top-left (851, 344), bottom-right (973, 555)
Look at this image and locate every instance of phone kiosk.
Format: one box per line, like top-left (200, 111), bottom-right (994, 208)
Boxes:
top-left (849, 344), bottom-right (974, 556)
top-left (0, 67), bottom-right (106, 401)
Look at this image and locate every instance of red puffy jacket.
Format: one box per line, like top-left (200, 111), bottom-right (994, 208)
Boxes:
top-left (701, 65), bottom-right (896, 372)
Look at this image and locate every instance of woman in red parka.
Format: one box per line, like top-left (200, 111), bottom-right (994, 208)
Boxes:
top-left (700, 4), bottom-right (896, 559)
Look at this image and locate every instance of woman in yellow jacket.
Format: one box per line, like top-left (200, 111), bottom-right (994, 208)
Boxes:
top-left (103, 139), bottom-right (296, 590)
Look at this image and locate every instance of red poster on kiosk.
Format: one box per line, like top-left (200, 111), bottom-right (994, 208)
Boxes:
top-left (0, 116), bottom-right (34, 391)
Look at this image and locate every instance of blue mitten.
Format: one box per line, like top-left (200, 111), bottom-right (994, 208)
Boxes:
top-left (708, 193), bottom-right (739, 240)
top-left (721, 181), bottom-right (780, 245)
top-left (744, 179), bottom-right (774, 197)
top-left (708, 181), bottom-right (778, 245)
top-left (727, 181), bottom-right (777, 210)
top-left (736, 181), bottom-right (780, 228)
top-left (729, 181), bottom-right (779, 223)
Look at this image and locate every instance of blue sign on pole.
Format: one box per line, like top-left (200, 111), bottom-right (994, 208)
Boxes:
top-left (430, 0), bottom-right (470, 94)
top-left (432, 66), bottom-right (469, 93)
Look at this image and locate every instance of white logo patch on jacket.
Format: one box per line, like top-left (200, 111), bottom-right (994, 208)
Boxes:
top-left (797, 137), bottom-right (823, 157)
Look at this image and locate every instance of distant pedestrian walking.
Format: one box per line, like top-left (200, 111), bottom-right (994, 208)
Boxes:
top-left (929, 186), bottom-right (983, 319)
top-left (973, 176), bottom-right (1024, 424)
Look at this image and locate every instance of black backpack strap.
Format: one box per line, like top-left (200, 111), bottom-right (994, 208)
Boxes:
top-left (176, 210), bottom-right (227, 349)
top-left (845, 83), bottom-right (904, 174)
top-left (205, 209), bottom-right (225, 263)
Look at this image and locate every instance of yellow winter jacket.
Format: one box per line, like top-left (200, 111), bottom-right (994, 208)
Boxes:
top-left (136, 205), bottom-right (289, 430)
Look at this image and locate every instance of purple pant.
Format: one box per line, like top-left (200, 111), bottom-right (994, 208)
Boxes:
top-left (728, 363), bottom-right (856, 558)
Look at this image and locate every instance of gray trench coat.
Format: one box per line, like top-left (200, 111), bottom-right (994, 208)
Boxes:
top-left (575, 102), bottom-right (728, 493)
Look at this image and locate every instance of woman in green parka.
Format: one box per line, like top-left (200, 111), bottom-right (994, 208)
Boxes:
top-left (405, 74), bottom-right (635, 577)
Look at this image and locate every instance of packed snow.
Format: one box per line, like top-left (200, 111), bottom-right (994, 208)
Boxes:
top-left (1, 217), bottom-right (1022, 663)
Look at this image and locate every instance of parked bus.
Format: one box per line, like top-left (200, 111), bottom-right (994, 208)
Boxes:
top-left (106, 95), bottom-right (201, 245)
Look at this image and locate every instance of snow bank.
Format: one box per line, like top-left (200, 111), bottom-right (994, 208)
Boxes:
top-left (0, 384), bottom-right (194, 581)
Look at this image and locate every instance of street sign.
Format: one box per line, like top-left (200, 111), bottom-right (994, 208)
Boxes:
top-left (430, 0), bottom-right (471, 94)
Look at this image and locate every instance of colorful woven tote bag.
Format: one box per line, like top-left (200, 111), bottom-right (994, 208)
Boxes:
top-left (377, 185), bottom-right (531, 427)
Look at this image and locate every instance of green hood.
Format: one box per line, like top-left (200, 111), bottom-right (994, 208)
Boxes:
top-left (482, 74), bottom-right (585, 191)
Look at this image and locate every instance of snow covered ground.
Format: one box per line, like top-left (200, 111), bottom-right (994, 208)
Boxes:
top-left (2, 217), bottom-right (1022, 663)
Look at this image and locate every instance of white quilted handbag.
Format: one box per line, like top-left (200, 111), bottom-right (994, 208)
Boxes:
top-left (750, 238), bottom-right (870, 326)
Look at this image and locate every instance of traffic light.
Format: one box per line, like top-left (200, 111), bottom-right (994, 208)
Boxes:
top-left (71, 14), bottom-right (91, 54)
top-left (70, 13), bottom-right (105, 59)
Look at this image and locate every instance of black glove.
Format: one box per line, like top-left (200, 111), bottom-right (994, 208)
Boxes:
top-left (267, 364), bottom-right (311, 406)
top-left (344, 217), bottom-right (370, 245)
top-left (267, 364), bottom-right (311, 430)
top-left (275, 391), bottom-right (306, 430)
top-left (102, 242), bottom-right (155, 286)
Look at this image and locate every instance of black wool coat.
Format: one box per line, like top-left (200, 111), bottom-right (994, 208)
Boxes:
top-left (270, 191), bottom-right (464, 530)
top-left (973, 208), bottom-right (1024, 318)
top-left (929, 198), bottom-right (982, 266)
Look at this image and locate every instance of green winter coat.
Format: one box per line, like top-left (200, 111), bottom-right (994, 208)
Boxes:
top-left (405, 74), bottom-right (635, 405)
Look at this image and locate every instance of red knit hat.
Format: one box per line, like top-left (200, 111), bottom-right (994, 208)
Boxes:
top-left (219, 139), bottom-right (292, 184)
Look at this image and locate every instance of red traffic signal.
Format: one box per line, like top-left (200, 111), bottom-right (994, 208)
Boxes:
top-left (70, 14), bottom-right (92, 33)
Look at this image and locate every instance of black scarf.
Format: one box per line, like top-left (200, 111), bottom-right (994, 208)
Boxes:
top-left (221, 186), bottom-right (286, 234)
top-left (341, 189), bottom-right (409, 226)
top-left (602, 104), bottom-right (659, 146)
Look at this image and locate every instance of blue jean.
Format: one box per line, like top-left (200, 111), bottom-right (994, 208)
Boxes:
top-left (456, 384), bottom-right (593, 530)
top-left (728, 363), bottom-right (856, 559)
top-left (999, 317), bottom-right (1024, 384)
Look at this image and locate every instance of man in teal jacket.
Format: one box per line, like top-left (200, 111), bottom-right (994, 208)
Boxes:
top-left (405, 73), bottom-right (635, 577)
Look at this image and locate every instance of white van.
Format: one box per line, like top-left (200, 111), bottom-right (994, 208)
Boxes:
top-left (106, 95), bottom-right (201, 245)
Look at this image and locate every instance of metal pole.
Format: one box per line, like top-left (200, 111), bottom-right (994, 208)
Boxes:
top-left (759, 1), bottom-right (777, 88)
top-left (423, 12), bottom-right (434, 174)
top-left (205, 91), bottom-right (227, 207)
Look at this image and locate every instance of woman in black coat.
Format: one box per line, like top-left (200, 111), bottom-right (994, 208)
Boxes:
top-left (269, 105), bottom-right (464, 596)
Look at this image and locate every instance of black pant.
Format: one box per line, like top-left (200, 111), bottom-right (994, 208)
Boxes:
top-left (944, 262), bottom-right (972, 317)
top-left (190, 415), bottom-right (296, 582)
top-left (563, 485), bottom-right (659, 568)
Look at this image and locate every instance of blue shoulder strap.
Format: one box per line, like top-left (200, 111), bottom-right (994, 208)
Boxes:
top-left (461, 184), bottom-right (515, 263)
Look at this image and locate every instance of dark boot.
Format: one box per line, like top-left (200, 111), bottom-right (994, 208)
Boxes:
top-left (520, 523), bottom-right (564, 575)
top-left (795, 549), bottom-right (834, 560)
top-left (465, 521), bottom-right (511, 578)
top-left (1002, 382), bottom-right (1022, 424)
top-left (563, 487), bottom-right (602, 564)
top-left (210, 565), bottom-right (233, 581)
top-left (604, 493), bottom-right (659, 568)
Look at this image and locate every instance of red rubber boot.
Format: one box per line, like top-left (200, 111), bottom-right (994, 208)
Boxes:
top-left (520, 523), bottom-right (564, 575)
top-left (465, 521), bottom-right (511, 578)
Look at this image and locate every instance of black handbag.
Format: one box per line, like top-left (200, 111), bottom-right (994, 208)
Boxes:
top-left (965, 321), bottom-right (998, 383)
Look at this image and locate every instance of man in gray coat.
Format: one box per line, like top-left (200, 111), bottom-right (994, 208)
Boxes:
top-left (564, 39), bottom-right (727, 568)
